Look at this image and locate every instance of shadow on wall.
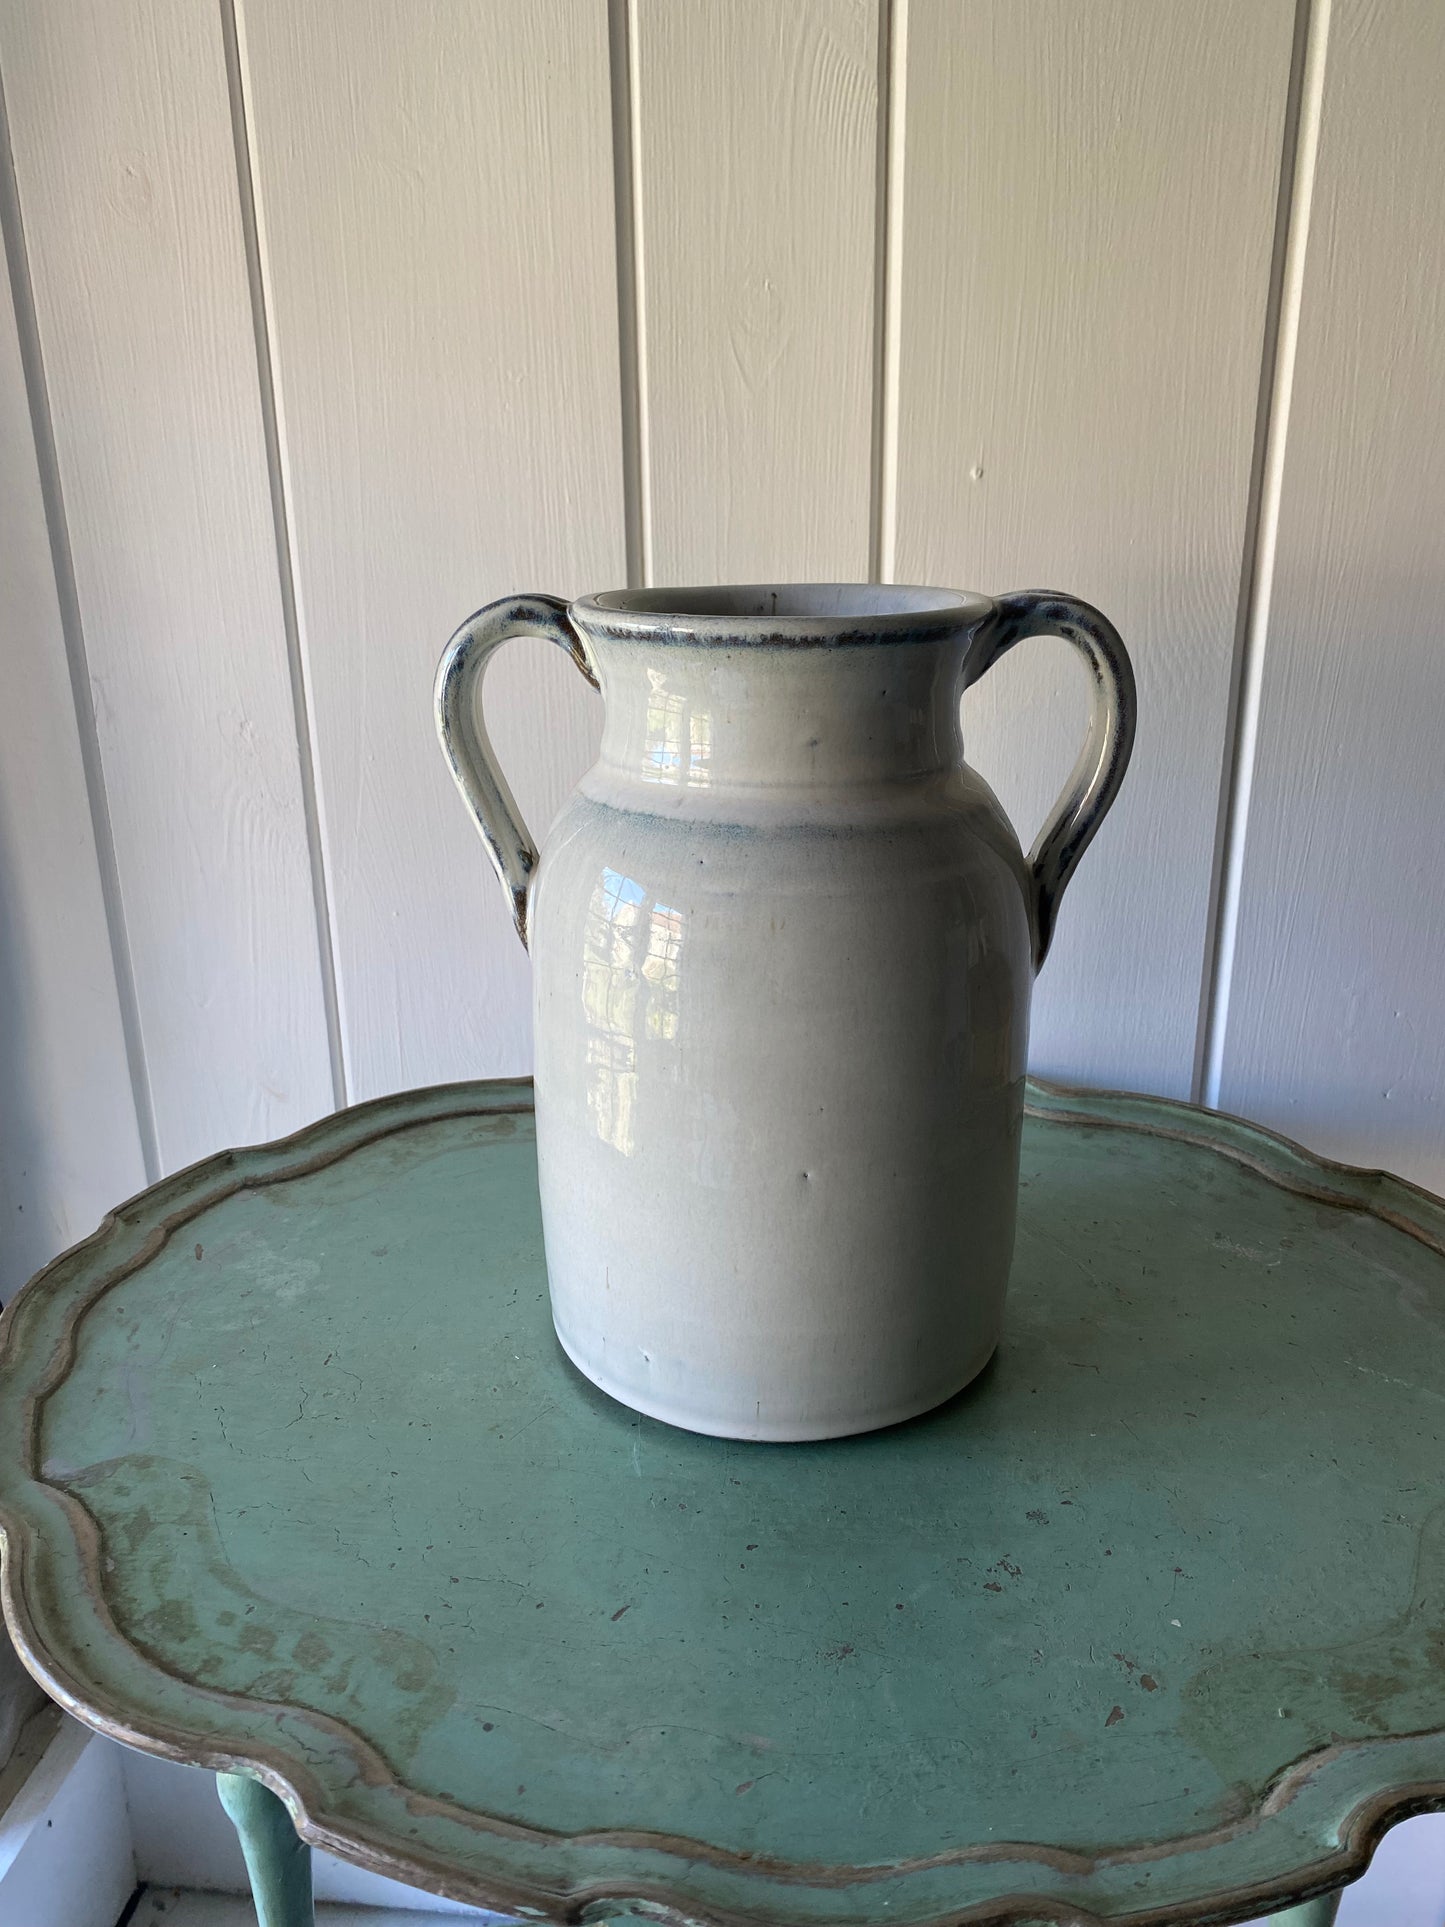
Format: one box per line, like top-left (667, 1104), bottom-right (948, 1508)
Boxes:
top-left (0, 813), bottom-right (52, 1765)
top-left (0, 778), bottom-right (59, 1313)
top-left (0, 786), bottom-right (55, 1761)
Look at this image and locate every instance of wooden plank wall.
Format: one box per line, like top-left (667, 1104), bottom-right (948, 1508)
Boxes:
top-left (631, 0), bottom-right (880, 586)
top-left (893, 0), bottom-right (1296, 1095)
top-left (0, 0), bottom-right (335, 1175)
top-left (234, 0), bottom-right (626, 1101)
top-left (1, 0), bottom-right (1443, 1254)
top-left (0, 133), bottom-right (145, 1298)
top-left (1213, 0), bottom-right (1445, 1193)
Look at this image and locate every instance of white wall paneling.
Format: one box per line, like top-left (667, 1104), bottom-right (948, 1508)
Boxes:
top-left (0, 1704), bottom-right (69, 1875)
top-left (0, 1726), bottom-right (135, 1927)
top-left (4, 0), bottom-right (1441, 1182)
top-left (0, 48), bottom-right (147, 1754)
top-left (0, 80), bottom-right (146, 1302)
top-left (889, 0), bottom-right (1298, 1096)
top-left (234, 0), bottom-right (626, 1099)
top-left (629, 0), bottom-right (881, 583)
top-left (1214, 0), bottom-right (1445, 1194)
top-left (0, 0), bottom-right (335, 1172)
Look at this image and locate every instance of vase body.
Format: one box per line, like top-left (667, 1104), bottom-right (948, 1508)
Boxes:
top-left (436, 585), bottom-right (1134, 1441)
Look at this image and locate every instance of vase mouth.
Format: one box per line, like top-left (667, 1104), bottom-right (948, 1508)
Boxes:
top-left (574, 583), bottom-right (992, 641)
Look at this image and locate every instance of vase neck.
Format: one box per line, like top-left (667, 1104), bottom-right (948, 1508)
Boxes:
top-left (580, 635), bottom-right (973, 793)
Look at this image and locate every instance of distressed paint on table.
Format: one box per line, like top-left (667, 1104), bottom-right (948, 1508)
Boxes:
top-left (2, 1082), bottom-right (1445, 1926)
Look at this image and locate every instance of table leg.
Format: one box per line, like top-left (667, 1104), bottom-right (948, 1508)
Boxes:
top-left (1263, 1895), bottom-right (1342, 1926)
top-left (216, 1770), bottom-right (315, 1927)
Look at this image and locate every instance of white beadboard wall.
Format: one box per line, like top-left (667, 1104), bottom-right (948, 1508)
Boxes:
top-left (4, 0), bottom-right (1439, 1217)
top-left (0, 0), bottom-right (337, 1173)
top-left (893, 0), bottom-right (1297, 1098)
top-left (1, 0), bottom-right (1445, 1895)
top-left (233, 0), bottom-right (625, 1101)
top-left (1214, 0), bottom-right (1445, 1186)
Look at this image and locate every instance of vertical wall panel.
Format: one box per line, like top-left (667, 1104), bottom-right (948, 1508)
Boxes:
top-left (1, 0), bottom-right (1439, 1210)
top-left (892, 0), bottom-right (1296, 1096)
top-left (0, 129), bottom-right (146, 1768)
top-left (0, 146), bottom-right (145, 1298)
top-left (632, 0), bottom-right (879, 582)
top-left (1218, 0), bottom-right (1445, 1192)
top-left (237, 0), bottom-right (625, 1097)
top-left (0, 0), bottom-right (334, 1169)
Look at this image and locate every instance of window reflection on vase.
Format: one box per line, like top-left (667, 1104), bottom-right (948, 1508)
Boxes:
top-left (581, 866), bottom-right (682, 1158)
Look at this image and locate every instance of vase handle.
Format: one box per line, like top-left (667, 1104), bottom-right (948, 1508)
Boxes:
top-left (435, 594), bottom-right (597, 949)
top-left (967, 592), bottom-right (1136, 971)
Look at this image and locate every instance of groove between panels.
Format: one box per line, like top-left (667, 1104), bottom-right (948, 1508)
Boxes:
top-left (0, 59), bottom-right (162, 1185)
top-left (608, 0), bottom-right (646, 591)
top-left (221, 0), bottom-right (349, 1113)
top-left (611, 0), bottom-right (652, 588)
top-left (869, 0), bottom-right (906, 585)
top-left (1193, 0), bottom-right (1332, 1109)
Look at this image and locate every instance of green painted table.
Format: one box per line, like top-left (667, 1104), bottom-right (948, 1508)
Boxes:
top-left (4, 1081), bottom-right (1445, 1927)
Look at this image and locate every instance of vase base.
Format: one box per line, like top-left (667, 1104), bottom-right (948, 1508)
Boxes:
top-left (551, 1322), bottom-right (1000, 1443)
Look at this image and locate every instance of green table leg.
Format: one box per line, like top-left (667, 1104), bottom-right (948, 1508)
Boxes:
top-left (1264, 1895), bottom-right (1342, 1926)
top-left (216, 1771), bottom-right (315, 1927)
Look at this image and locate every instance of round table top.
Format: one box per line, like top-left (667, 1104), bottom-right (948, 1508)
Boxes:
top-left (3, 1079), bottom-right (1445, 1927)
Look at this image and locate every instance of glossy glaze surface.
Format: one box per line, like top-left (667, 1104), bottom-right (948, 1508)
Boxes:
top-left (437, 586), bottom-right (1134, 1438)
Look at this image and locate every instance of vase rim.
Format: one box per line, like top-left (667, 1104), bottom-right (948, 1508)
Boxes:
top-left (573, 583), bottom-right (992, 642)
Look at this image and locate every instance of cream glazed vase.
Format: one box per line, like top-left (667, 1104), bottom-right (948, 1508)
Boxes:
top-left (436, 586), bottom-right (1135, 1442)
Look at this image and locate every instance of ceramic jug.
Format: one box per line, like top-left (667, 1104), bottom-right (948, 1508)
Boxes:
top-left (436, 586), bottom-right (1134, 1441)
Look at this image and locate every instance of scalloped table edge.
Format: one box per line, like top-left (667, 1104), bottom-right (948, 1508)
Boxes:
top-left (2, 1076), bottom-right (1444, 1927)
